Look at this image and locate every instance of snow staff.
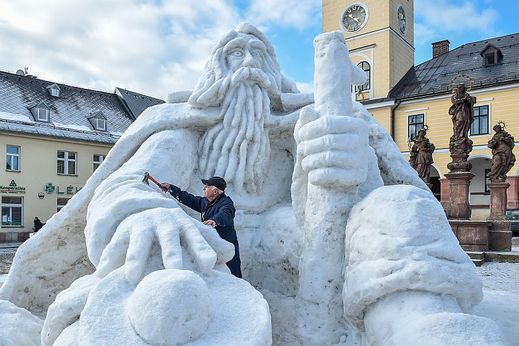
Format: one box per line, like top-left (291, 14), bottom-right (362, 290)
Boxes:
top-left (161, 176), bottom-right (242, 278)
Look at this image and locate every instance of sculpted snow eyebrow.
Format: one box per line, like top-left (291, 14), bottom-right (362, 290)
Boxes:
top-left (0, 23), bottom-right (506, 346)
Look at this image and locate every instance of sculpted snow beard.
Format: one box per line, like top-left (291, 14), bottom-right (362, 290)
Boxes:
top-left (198, 66), bottom-right (272, 194)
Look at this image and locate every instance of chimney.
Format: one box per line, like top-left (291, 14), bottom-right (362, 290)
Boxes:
top-left (432, 40), bottom-right (450, 59)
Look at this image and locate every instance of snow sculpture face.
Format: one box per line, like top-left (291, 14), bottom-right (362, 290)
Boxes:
top-left (190, 24), bottom-right (285, 193)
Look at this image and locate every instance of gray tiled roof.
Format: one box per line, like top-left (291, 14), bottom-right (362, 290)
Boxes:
top-left (115, 87), bottom-right (164, 120)
top-left (0, 119), bottom-right (121, 144)
top-left (0, 70), bottom-right (134, 143)
top-left (390, 33), bottom-right (519, 100)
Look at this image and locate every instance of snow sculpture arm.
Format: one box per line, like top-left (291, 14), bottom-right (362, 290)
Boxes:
top-left (86, 129), bottom-right (234, 282)
top-left (343, 185), bottom-right (506, 345)
top-left (42, 129), bottom-right (234, 345)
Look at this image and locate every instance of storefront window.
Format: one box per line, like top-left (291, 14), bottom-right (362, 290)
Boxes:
top-left (1, 196), bottom-right (23, 227)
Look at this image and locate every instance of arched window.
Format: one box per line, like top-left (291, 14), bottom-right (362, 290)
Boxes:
top-left (355, 61), bottom-right (371, 92)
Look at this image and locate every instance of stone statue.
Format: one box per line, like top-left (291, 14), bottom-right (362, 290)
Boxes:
top-left (0, 25), bottom-right (505, 346)
top-left (449, 83), bottom-right (476, 141)
top-left (448, 83), bottom-right (476, 157)
top-left (488, 123), bottom-right (516, 181)
top-left (409, 128), bottom-right (435, 184)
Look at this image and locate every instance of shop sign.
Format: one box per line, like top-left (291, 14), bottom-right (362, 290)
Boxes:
top-left (0, 180), bottom-right (26, 194)
top-left (44, 182), bottom-right (82, 195)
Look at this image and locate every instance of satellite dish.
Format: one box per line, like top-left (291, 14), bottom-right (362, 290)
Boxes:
top-left (16, 69), bottom-right (25, 76)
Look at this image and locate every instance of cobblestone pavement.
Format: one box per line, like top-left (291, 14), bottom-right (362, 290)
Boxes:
top-left (0, 247), bottom-right (17, 274)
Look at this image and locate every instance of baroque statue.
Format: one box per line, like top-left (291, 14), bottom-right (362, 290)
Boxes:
top-left (409, 127), bottom-right (435, 184)
top-left (0, 24), bottom-right (506, 346)
top-left (448, 83), bottom-right (476, 157)
top-left (488, 123), bottom-right (516, 181)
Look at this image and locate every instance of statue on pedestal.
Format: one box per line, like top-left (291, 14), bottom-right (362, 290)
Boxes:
top-left (448, 83), bottom-right (476, 159)
top-left (409, 127), bottom-right (435, 184)
top-left (488, 122), bottom-right (516, 182)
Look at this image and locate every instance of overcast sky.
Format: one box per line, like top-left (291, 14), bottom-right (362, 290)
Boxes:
top-left (0, 0), bottom-right (517, 99)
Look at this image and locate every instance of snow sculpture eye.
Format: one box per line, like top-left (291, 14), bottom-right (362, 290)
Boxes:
top-left (230, 49), bottom-right (244, 57)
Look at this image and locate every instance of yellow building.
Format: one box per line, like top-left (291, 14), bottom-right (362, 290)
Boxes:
top-left (0, 70), bottom-right (163, 241)
top-left (323, 0), bottom-right (519, 219)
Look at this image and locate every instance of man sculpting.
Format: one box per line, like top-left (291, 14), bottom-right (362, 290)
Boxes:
top-left (162, 177), bottom-right (242, 278)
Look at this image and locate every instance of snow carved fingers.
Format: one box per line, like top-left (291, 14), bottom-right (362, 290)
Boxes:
top-left (95, 207), bottom-right (233, 285)
top-left (295, 108), bottom-right (369, 189)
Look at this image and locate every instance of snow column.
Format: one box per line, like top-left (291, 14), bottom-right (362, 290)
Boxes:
top-left (296, 31), bottom-right (368, 345)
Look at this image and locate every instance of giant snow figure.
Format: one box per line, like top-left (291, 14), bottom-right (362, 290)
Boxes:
top-left (0, 24), bottom-right (506, 346)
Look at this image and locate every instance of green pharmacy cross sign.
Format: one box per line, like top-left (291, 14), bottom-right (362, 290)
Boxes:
top-left (45, 183), bottom-right (56, 193)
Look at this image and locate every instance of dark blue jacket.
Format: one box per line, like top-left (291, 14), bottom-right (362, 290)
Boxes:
top-left (168, 185), bottom-right (237, 243)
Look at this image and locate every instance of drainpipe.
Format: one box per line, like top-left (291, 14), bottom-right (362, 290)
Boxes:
top-left (390, 98), bottom-right (401, 140)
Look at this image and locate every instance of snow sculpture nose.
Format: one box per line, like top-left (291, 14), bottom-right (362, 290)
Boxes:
top-left (242, 50), bottom-right (256, 67)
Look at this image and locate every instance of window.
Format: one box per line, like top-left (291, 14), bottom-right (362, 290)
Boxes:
top-left (95, 118), bottom-right (106, 131)
top-left (34, 108), bottom-right (50, 122)
top-left (30, 102), bottom-right (51, 122)
top-left (93, 154), bottom-right (105, 171)
top-left (57, 151), bottom-right (77, 175)
top-left (471, 105), bottom-right (489, 135)
top-left (1, 196), bottom-right (23, 227)
top-left (408, 114), bottom-right (424, 141)
top-left (480, 44), bottom-right (503, 67)
top-left (47, 84), bottom-right (61, 97)
top-left (355, 61), bottom-right (371, 92)
top-left (57, 198), bottom-right (70, 212)
top-left (6, 145), bottom-right (20, 171)
top-left (88, 112), bottom-right (108, 131)
top-left (484, 52), bottom-right (496, 66)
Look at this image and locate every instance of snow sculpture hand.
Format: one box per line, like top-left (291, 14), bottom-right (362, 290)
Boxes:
top-left (294, 105), bottom-right (369, 189)
top-left (96, 207), bottom-right (235, 284)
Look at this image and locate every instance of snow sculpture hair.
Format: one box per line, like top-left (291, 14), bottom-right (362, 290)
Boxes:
top-left (189, 23), bottom-right (297, 194)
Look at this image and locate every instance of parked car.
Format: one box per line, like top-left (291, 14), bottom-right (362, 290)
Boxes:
top-left (505, 211), bottom-right (519, 237)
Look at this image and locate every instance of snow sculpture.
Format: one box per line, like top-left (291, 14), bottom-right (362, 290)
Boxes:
top-left (0, 24), bottom-right (505, 346)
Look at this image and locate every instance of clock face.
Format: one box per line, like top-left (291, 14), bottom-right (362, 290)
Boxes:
top-left (397, 6), bottom-right (407, 34)
top-left (341, 4), bottom-right (367, 32)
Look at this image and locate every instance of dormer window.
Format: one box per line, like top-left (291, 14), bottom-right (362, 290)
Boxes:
top-left (30, 102), bottom-right (51, 122)
top-left (46, 84), bottom-right (61, 97)
top-left (480, 44), bottom-right (503, 67)
top-left (484, 52), bottom-right (495, 65)
top-left (88, 112), bottom-right (107, 131)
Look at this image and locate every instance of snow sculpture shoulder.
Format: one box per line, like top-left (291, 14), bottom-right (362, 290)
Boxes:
top-left (0, 24), bottom-right (506, 346)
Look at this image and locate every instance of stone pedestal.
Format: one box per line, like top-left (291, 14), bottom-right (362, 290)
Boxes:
top-left (488, 221), bottom-right (512, 251)
top-left (506, 176), bottom-right (519, 209)
top-left (487, 181), bottom-right (512, 251)
top-left (450, 220), bottom-right (491, 252)
top-left (488, 181), bottom-right (509, 220)
top-left (440, 178), bottom-right (450, 210)
top-left (445, 172), bottom-right (474, 219)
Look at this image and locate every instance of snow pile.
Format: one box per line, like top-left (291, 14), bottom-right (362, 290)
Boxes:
top-left (0, 300), bottom-right (42, 346)
top-left (0, 111), bottom-right (34, 123)
top-left (475, 262), bottom-right (519, 346)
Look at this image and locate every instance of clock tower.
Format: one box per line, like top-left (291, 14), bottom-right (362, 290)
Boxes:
top-left (322, 0), bottom-right (414, 101)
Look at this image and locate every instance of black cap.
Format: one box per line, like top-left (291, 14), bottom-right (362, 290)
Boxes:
top-left (201, 176), bottom-right (227, 191)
